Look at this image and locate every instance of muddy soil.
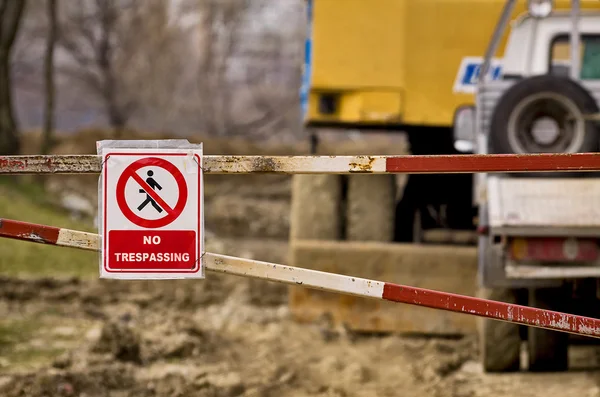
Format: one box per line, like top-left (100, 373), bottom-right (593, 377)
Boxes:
top-left (2, 266), bottom-right (600, 397)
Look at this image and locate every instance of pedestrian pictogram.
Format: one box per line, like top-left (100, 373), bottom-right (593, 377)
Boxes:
top-left (115, 157), bottom-right (189, 229)
top-left (99, 146), bottom-right (204, 280)
top-left (138, 170), bottom-right (163, 213)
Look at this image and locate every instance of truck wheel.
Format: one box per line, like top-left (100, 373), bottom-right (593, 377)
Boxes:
top-left (345, 174), bottom-right (396, 241)
top-left (489, 75), bottom-right (599, 176)
top-left (528, 287), bottom-right (569, 372)
top-left (478, 287), bottom-right (522, 373)
top-left (290, 174), bottom-right (343, 241)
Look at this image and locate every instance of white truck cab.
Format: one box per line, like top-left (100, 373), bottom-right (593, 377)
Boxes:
top-left (502, 12), bottom-right (600, 77)
top-left (454, 0), bottom-right (600, 375)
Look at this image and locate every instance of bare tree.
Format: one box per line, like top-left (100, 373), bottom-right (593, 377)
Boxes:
top-left (57, 0), bottom-right (183, 137)
top-left (41, 0), bottom-right (58, 155)
top-left (9, 1), bottom-right (45, 94)
top-left (0, 0), bottom-right (27, 155)
top-left (196, 0), bottom-right (302, 138)
top-left (196, 0), bottom-right (246, 136)
top-left (236, 31), bottom-right (303, 139)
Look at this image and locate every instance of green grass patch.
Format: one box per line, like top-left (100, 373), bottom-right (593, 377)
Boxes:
top-left (0, 177), bottom-right (97, 278)
top-left (6, 347), bottom-right (67, 370)
top-left (0, 318), bottom-right (71, 371)
top-left (0, 320), bottom-right (39, 350)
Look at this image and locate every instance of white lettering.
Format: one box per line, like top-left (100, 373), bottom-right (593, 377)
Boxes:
top-left (112, 252), bottom-right (192, 262)
top-left (143, 236), bottom-right (162, 245)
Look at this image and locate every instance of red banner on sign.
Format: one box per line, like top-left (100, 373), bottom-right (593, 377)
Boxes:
top-left (106, 230), bottom-right (197, 272)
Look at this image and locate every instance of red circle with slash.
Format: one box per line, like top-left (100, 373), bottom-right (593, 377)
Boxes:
top-left (116, 157), bottom-right (188, 228)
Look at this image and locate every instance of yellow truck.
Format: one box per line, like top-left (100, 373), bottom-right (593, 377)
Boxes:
top-left (289, 0), bottom-right (600, 338)
top-left (303, 0), bottom-right (514, 130)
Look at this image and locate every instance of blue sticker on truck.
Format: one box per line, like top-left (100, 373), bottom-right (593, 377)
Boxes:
top-left (453, 56), bottom-right (503, 94)
top-left (299, 0), bottom-right (313, 119)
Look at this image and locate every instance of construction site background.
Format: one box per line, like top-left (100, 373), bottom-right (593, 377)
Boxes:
top-left (2, 0), bottom-right (600, 396)
top-left (0, 128), bottom-right (599, 396)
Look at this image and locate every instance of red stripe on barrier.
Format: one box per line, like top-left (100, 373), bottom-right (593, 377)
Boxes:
top-left (1, 216), bottom-right (600, 338)
top-left (382, 283), bottom-right (600, 336)
top-left (0, 218), bottom-right (60, 245)
top-left (385, 153), bottom-right (600, 173)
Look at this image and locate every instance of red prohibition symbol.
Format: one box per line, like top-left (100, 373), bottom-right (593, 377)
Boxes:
top-left (116, 157), bottom-right (188, 228)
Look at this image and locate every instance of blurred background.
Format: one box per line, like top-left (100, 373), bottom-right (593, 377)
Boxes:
top-left (13, 0), bottom-right (304, 140)
top-left (1, 0), bottom-right (600, 396)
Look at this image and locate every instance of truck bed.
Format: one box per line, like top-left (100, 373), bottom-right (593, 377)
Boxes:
top-left (487, 176), bottom-right (600, 236)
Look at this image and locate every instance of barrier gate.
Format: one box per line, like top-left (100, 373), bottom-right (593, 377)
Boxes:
top-left (2, 149), bottom-right (600, 338)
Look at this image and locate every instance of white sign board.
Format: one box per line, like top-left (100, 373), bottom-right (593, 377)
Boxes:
top-left (99, 147), bottom-right (204, 279)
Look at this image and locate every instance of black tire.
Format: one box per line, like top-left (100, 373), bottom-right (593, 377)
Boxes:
top-left (527, 287), bottom-right (569, 372)
top-left (477, 287), bottom-right (522, 373)
top-left (489, 75), bottom-right (599, 177)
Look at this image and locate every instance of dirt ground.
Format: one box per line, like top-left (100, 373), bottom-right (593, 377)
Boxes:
top-left (2, 131), bottom-right (600, 396)
top-left (3, 259), bottom-right (600, 397)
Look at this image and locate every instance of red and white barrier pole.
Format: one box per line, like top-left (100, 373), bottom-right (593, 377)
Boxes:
top-left (2, 217), bottom-right (600, 339)
top-left (2, 153), bottom-right (600, 174)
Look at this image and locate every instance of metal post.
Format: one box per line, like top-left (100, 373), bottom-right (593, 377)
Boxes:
top-left (477, 0), bottom-right (517, 161)
top-left (479, 0), bottom-right (517, 84)
top-left (570, 0), bottom-right (581, 80)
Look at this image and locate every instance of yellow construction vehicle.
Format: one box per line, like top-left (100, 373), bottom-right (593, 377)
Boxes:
top-left (289, 0), bottom-right (600, 337)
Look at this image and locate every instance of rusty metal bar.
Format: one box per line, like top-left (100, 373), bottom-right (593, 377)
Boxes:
top-left (2, 217), bottom-right (600, 338)
top-left (3, 153), bottom-right (600, 175)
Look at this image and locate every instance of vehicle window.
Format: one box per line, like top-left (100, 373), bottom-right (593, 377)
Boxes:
top-left (581, 38), bottom-right (600, 79)
top-left (550, 35), bottom-right (600, 80)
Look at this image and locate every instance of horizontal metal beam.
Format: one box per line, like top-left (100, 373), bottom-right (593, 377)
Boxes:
top-left (2, 152), bottom-right (600, 175)
top-left (490, 226), bottom-right (600, 237)
top-left (506, 264), bottom-right (600, 279)
top-left (2, 217), bottom-right (600, 339)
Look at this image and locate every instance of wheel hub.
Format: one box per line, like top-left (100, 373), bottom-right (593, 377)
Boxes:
top-left (530, 116), bottom-right (561, 146)
top-left (507, 92), bottom-right (585, 153)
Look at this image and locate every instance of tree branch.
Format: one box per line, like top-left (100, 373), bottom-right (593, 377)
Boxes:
top-left (0, 0), bottom-right (27, 50)
top-left (42, 0), bottom-right (58, 155)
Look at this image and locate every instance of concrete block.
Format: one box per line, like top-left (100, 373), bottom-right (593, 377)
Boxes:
top-left (289, 240), bottom-right (478, 335)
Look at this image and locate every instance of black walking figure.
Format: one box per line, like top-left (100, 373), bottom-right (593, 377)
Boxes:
top-left (137, 170), bottom-right (163, 213)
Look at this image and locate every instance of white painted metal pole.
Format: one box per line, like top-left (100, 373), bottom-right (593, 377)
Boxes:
top-left (4, 153), bottom-right (600, 175)
top-left (480, 0), bottom-right (517, 83)
top-left (3, 218), bottom-right (600, 338)
top-left (570, 0), bottom-right (581, 80)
